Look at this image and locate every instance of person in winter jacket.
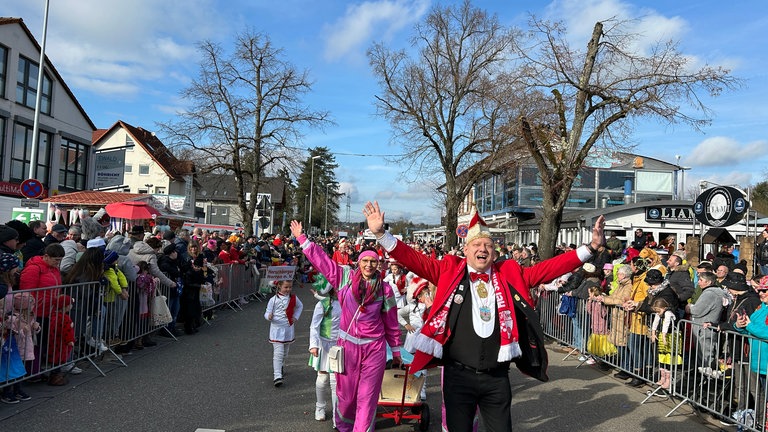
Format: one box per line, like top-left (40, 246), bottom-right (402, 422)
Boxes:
top-left (665, 252), bottom-right (694, 311)
top-left (685, 272), bottom-right (724, 370)
top-left (47, 294), bottom-right (75, 386)
top-left (103, 251), bottom-right (129, 345)
top-left (734, 276), bottom-right (768, 427)
top-left (19, 244), bottom-right (65, 318)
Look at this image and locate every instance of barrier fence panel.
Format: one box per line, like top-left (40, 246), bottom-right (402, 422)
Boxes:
top-left (539, 291), bottom-right (768, 431)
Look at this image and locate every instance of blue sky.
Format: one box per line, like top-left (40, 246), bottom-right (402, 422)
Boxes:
top-left (6, 0), bottom-right (768, 224)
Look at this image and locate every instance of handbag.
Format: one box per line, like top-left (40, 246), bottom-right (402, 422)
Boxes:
top-left (199, 283), bottom-right (215, 307)
top-left (151, 294), bottom-right (173, 326)
top-left (328, 304), bottom-right (362, 374)
top-left (328, 345), bottom-right (344, 374)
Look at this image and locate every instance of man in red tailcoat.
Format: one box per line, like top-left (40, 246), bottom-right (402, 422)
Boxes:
top-left (363, 201), bottom-right (605, 432)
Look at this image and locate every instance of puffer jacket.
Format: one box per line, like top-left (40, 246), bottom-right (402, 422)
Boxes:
top-left (19, 255), bottom-right (63, 317)
top-left (667, 264), bottom-right (694, 303)
top-left (127, 241), bottom-right (175, 288)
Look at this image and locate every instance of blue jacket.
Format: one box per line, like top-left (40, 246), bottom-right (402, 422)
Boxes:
top-left (740, 302), bottom-right (768, 375)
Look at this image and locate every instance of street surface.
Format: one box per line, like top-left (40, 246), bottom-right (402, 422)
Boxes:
top-left (0, 282), bottom-right (726, 431)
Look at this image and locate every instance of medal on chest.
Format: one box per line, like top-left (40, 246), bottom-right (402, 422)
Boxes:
top-left (476, 281), bottom-right (489, 298)
top-left (479, 305), bottom-right (492, 322)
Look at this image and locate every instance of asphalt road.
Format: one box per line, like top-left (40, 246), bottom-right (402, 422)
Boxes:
top-left (0, 283), bottom-right (727, 432)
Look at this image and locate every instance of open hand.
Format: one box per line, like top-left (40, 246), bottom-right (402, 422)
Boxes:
top-left (290, 220), bottom-right (303, 239)
top-left (363, 201), bottom-right (385, 236)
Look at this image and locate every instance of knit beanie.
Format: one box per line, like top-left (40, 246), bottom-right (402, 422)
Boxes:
top-left (0, 253), bottom-right (20, 272)
top-left (0, 225), bottom-right (19, 244)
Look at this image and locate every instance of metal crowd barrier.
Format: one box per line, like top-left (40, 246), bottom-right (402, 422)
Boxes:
top-left (1, 262), bottom-right (261, 390)
top-left (539, 290), bottom-right (768, 431)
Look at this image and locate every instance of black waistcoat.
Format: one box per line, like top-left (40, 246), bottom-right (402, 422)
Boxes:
top-left (443, 272), bottom-right (502, 370)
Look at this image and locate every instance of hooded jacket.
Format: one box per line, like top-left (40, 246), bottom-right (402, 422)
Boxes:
top-left (19, 255), bottom-right (63, 317)
top-left (127, 241), bottom-right (175, 287)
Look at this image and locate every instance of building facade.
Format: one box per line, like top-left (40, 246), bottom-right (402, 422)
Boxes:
top-left (0, 18), bottom-right (95, 219)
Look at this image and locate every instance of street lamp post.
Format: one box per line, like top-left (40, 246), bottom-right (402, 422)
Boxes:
top-left (675, 155), bottom-right (691, 200)
top-left (324, 183), bottom-right (329, 236)
top-left (308, 155), bottom-right (321, 234)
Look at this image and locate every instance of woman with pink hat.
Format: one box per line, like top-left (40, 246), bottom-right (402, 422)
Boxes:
top-left (291, 220), bottom-right (401, 432)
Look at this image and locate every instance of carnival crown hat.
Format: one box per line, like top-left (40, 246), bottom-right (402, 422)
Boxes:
top-left (465, 206), bottom-right (491, 244)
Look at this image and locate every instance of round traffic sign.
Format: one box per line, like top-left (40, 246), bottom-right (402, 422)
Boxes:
top-left (20, 179), bottom-right (44, 199)
top-left (456, 224), bottom-right (469, 238)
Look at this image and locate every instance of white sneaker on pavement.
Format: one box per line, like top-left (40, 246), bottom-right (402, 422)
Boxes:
top-left (62, 363), bottom-right (83, 374)
top-left (315, 407), bottom-right (326, 421)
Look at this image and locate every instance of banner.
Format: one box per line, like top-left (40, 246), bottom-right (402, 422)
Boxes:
top-left (265, 266), bottom-right (296, 281)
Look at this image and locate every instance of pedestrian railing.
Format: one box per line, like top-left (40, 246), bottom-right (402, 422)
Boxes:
top-left (0, 262), bottom-right (261, 390)
top-left (539, 290), bottom-right (768, 431)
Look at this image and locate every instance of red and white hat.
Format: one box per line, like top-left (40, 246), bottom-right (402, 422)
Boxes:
top-left (465, 206), bottom-right (491, 244)
top-left (408, 276), bottom-right (429, 299)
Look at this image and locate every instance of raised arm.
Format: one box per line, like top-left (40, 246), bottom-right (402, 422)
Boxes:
top-left (291, 220), bottom-right (344, 289)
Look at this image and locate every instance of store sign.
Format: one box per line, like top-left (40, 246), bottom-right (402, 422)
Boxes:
top-left (645, 206), bottom-right (694, 223)
top-left (94, 149), bottom-right (126, 189)
top-left (693, 186), bottom-right (750, 227)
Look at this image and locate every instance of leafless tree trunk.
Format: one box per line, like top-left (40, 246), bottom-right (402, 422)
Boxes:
top-left (514, 19), bottom-right (739, 258)
top-left (368, 0), bottom-right (524, 247)
top-left (159, 30), bottom-right (330, 236)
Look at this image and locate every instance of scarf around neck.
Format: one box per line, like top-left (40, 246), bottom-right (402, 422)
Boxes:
top-left (408, 265), bottom-right (521, 363)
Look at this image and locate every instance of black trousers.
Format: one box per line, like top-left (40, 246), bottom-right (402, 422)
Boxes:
top-left (443, 362), bottom-right (512, 432)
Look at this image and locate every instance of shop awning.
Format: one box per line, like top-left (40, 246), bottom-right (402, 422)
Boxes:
top-left (702, 227), bottom-right (737, 244)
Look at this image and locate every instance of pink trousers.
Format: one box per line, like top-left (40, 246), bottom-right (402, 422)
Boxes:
top-left (335, 337), bottom-right (387, 432)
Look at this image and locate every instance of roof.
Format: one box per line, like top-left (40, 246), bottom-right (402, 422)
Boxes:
top-left (197, 173), bottom-right (285, 204)
top-left (92, 120), bottom-right (195, 181)
top-left (0, 18), bottom-right (96, 131)
top-left (42, 191), bottom-right (147, 206)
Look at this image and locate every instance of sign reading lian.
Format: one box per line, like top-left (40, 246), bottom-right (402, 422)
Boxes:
top-left (693, 186), bottom-right (750, 227)
top-left (645, 206), bottom-right (695, 223)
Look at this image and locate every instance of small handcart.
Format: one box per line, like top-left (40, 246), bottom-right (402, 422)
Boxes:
top-left (377, 365), bottom-right (430, 430)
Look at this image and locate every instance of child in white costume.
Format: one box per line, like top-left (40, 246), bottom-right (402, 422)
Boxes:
top-left (265, 279), bottom-right (303, 387)
top-left (308, 274), bottom-right (341, 425)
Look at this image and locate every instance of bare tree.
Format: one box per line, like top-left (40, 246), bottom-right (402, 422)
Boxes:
top-left (513, 18), bottom-right (739, 258)
top-left (368, 1), bottom-right (524, 246)
top-left (159, 30), bottom-right (331, 236)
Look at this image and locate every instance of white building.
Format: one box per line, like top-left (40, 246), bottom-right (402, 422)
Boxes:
top-left (0, 17), bottom-right (95, 220)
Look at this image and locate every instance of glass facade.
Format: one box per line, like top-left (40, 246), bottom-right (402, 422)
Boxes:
top-left (11, 122), bottom-right (51, 184)
top-left (472, 163), bottom-right (674, 215)
top-left (59, 137), bottom-right (89, 191)
top-left (0, 45), bottom-right (7, 99)
top-left (16, 56), bottom-right (53, 115)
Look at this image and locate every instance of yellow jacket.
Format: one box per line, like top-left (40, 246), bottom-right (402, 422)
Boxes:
top-left (104, 267), bottom-right (128, 302)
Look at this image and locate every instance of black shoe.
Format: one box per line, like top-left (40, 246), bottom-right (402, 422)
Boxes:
top-left (627, 378), bottom-right (645, 387)
top-left (274, 378), bottom-right (283, 387)
top-left (614, 371), bottom-right (631, 380)
top-left (143, 338), bottom-right (157, 347)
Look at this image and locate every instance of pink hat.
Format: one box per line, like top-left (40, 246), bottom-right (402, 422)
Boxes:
top-left (357, 250), bottom-right (379, 262)
top-left (603, 263), bottom-right (614, 270)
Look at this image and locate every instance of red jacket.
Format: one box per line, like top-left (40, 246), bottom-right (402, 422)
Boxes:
top-left (19, 255), bottom-right (63, 318)
top-left (47, 311), bottom-right (75, 364)
top-left (388, 240), bottom-right (582, 372)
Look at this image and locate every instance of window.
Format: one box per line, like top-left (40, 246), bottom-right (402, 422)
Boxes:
top-left (59, 137), bottom-right (88, 190)
top-left (221, 208), bottom-right (228, 216)
top-left (599, 170), bottom-right (633, 191)
top-left (520, 166), bottom-right (541, 186)
top-left (0, 45), bottom-right (7, 99)
top-left (138, 188), bottom-right (148, 194)
top-left (125, 164), bottom-right (132, 173)
top-left (138, 164), bottom-right (149, 175)
top-left (155, 187), bottom-right (165, 194)
top-left (11, 122), bottom-right (51, 183)
top-left (505, 177), bottom-right (517, 207)
top-left (125, 135), bottom-right (134, 150)
top-left (0, 117), bottom-right (5, 178)
top-left (16, 56), bottom-right (53, 114)
top-left (211, 208), bottom-right (218, 215)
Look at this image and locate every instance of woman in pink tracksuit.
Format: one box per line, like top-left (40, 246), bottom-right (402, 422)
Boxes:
top-left (291, 221), bottom-right (402, 432)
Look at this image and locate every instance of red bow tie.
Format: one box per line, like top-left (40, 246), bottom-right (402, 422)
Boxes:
top-left (469, 272), bottom-right (489, 283)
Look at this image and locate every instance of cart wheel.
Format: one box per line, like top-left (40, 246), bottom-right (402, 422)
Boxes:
top-left (418, 403), bottom-right (430, 431)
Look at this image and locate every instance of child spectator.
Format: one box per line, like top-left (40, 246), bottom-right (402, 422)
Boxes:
top-left (649, 297), bottom-right (681, 390)
top-left (0, 309), bottom-right (31, 403)
top-left (265, 279), bottom-right (303, 387)
top-left (135, 261), bottom-right (157, 324)
top-left (585, 285), bottom-right (617, 361)
top-left (308, 274), bottom-right (340, 424)
top-left (103, 251), bottom-right (129, 347)
top-left (47, 295), bottom-right (76, 386)
top-left (10, 293), bottom-right (40, 377)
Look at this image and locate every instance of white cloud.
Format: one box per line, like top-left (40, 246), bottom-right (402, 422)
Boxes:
top-left (684, 136), bottom-right (767, 167)
top-left (322, 0), bottom-right (429, 62)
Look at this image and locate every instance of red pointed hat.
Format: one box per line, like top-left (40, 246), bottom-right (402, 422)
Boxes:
top-left (465, 206), bottom-right (491, 244)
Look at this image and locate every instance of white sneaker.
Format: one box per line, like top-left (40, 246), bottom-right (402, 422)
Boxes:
top-left (577, 355), bottom-right (587, 362)
top-left (62, 363), bottom-right (83, 374)
top-left (585, 358), bottom-right (596, 365)
top-left (87, 338), bottom-right (108, 353)
top-left (315, 407), bottom-right (326, 421)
